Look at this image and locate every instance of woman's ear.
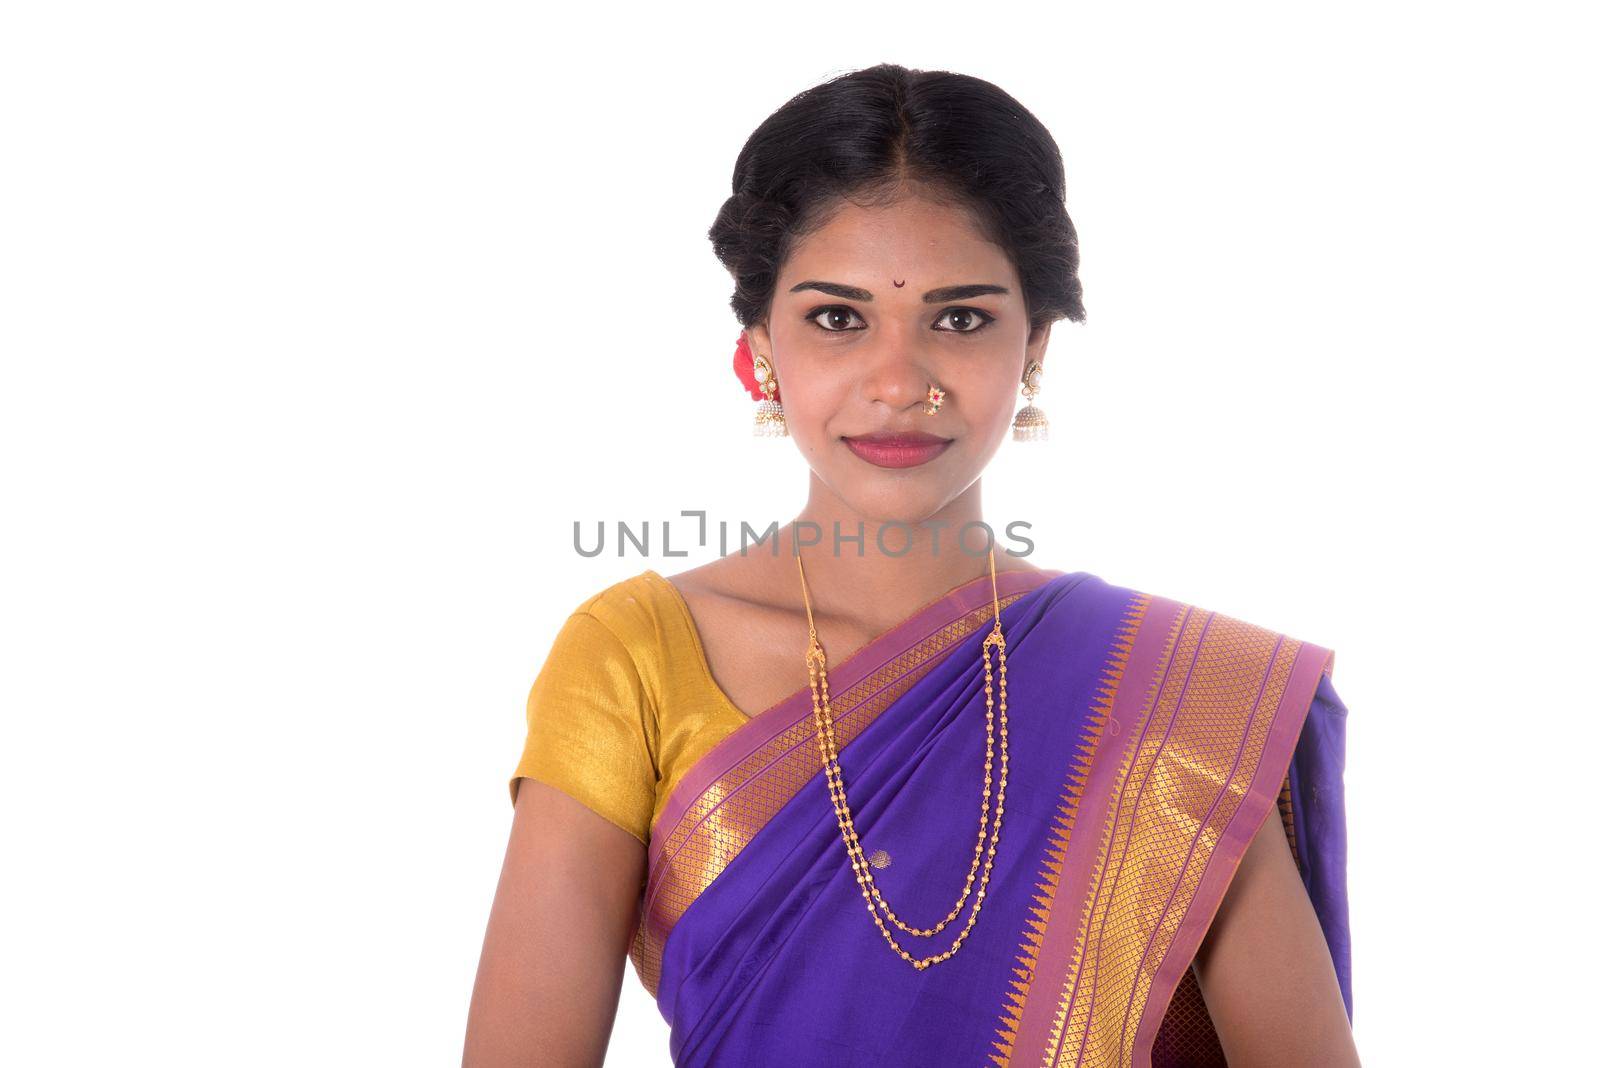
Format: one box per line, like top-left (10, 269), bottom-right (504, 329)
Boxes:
top-left (745, 323), bottom-right (774, 364)
top-left (1025, 320), bottom-right (1053, 370)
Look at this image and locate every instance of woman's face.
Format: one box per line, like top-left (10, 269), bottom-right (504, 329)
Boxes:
top-left (746, 188), bottom-right (1051, 525)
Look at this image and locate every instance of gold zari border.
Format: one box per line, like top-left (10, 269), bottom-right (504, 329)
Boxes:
top-left (1005, 604), bottom-right (1306, 1068)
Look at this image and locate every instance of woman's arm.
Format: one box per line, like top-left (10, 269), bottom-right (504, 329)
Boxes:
top-left (1191, 804), bottom-right (1360, 1067)
top-left (463, 779), bottom-right (647, 1068)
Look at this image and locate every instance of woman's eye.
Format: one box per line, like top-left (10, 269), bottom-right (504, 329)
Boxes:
top-left (807, 306), bottom-right (867, 332)
top-left (806, 306), bottom-right (994, 333)
top-left (933, 307), bottom-right (995, 333)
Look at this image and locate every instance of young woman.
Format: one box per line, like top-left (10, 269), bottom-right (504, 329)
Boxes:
top-left (465, 64), bottom-right (1358, 1068)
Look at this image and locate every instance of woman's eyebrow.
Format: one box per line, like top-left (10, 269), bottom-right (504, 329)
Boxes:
top-left (788, 280), bottom-right (1010, 303)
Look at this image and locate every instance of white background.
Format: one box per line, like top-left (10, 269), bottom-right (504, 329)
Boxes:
top-left (3, 2), bottom-right (1594, 1064)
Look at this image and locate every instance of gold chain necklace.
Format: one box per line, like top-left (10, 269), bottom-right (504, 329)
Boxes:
top-left (795, 544), bottom-right (1010, 971)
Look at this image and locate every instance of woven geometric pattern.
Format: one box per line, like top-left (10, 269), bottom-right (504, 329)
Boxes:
top-left (1144, 766), bottom-right (1300, 1066)
top-left (989, 592), bottom-right (1150, 1066)
top-left (1148, 966), bottom-right (1227, 1066)
top-left (1038, 605), bottom-right (1302, 1067)
top-left (628, 590), bottom-right (1034, 996)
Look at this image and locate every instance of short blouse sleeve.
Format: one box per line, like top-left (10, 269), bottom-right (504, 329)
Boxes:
top-left (508, 609), bottom-right (658, 845)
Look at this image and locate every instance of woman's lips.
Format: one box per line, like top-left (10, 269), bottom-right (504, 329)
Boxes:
top-left (841, 432), bottom-right (954, 469)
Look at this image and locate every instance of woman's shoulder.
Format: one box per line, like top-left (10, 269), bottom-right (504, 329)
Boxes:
top-left (1070, 570), bottom-right (1336, 666)
top-left (1065, 571), bottom-right (1346, 729)
top-left (555, 569), bottom-right (682, 650)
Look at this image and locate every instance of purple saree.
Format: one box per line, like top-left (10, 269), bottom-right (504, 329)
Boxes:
top-left (629, 569), bottom-right (1350, 1067)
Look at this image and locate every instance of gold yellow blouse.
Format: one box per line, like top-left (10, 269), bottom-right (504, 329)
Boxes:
top-left (508, 570), bottom-right (751, 846)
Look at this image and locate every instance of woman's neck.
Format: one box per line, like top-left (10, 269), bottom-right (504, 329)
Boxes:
top-left (782, 480), bottom-right (1035, 636)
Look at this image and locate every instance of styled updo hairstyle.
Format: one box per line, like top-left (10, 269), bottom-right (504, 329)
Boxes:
top-left (709, 63), bottom-right (1086, 332)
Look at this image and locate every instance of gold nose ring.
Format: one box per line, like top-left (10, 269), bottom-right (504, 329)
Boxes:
top-left (923, 383), bottom-right (946, 415)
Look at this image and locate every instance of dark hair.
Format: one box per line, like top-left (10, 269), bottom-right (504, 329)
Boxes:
top-left (709, 63), bottom-right (1085, 332)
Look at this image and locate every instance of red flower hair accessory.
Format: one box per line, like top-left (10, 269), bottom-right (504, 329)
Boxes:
top-left (732, 332), bottom-right (777, 402)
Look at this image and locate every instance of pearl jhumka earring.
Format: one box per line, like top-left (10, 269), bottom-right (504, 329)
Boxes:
top-left (751, 352), bottom-right (788, 438)
top-left (1011, 361), bottom-right (1048, 442)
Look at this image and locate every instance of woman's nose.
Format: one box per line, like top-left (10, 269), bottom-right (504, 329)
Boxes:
top-left (859, 337), bottom-right (934, 412)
